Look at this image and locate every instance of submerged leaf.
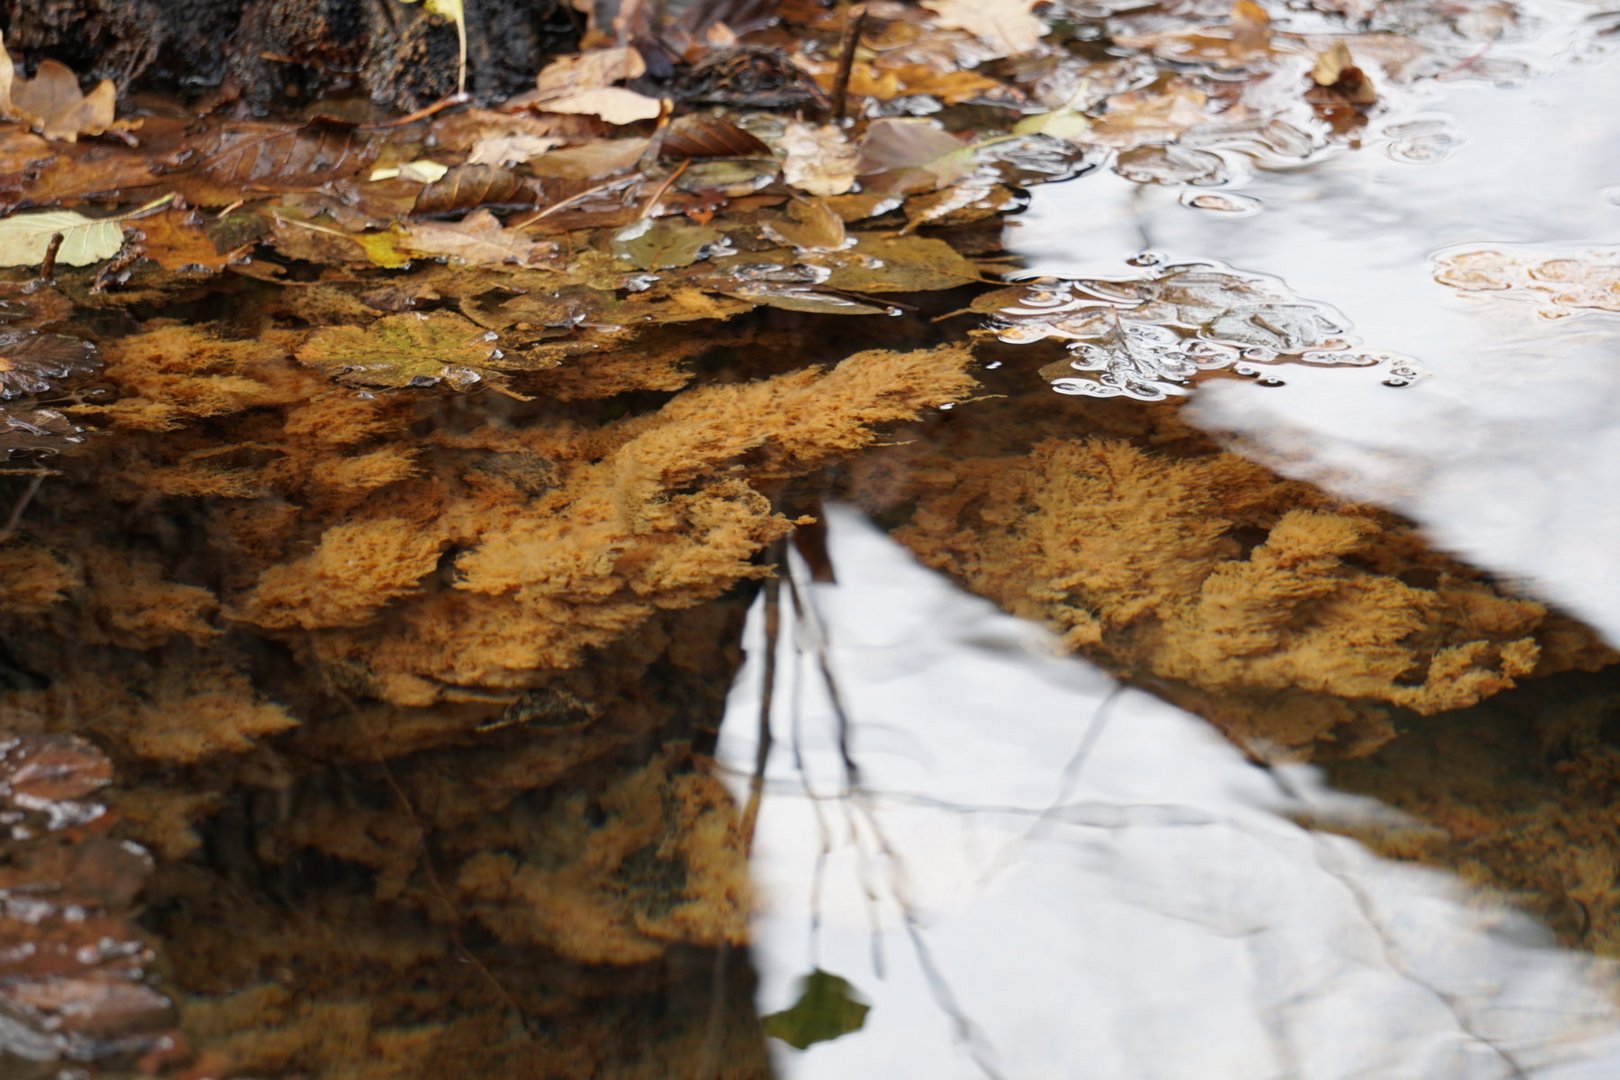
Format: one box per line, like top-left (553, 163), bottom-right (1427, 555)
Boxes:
top-left (296, 311), bottom-right (510, 391)
top-left (0, 209), bottom-right (123, 267)
top-left (762, 970), bottom-right (871, 1049)
top-left (0, 330), bottom-right (100, 398)
top-left (780, 122), bottom-right (858, 197)
top-left (611, 218), bottom-right (724, 270)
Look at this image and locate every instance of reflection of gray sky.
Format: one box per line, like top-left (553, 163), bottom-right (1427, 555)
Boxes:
top-left (717, 508), bottom-right (1620, 1078)
top-left (1010, 47), bottom-right (1620, 643)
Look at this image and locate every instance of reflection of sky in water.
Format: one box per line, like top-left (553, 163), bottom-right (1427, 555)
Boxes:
top-left (1011, 49), bottom-right (1620, 643)
top-left (720, 21), bottom-right (1620, 1077)
top-left (718, 508), bottom-right (1620, 1078)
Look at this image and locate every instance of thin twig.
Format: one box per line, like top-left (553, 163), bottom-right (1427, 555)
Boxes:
top-left (638, 159), bottom-right (690, 220)
top-left (37, 233), bottom-right (63, 284)
top-left (830, 4), bottom-right (870, 123)
top-left (739, 552), bottom-right (783, 853)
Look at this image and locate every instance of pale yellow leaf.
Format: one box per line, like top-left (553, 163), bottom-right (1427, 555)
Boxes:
top-left (539, 87), bottom-right (663, 125)
top-left (400, 209), bottom-right (557, 267)
top-left (923, 0), bottom-right (1048, 56)
top-left (0, 209), bottom-right (124, 267)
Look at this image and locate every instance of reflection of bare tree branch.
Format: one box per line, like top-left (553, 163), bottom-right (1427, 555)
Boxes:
top-left (783, 554), bottom-right (1008, 1080)
top-left (739, 544), bottom-right (783, 854)
top-left (983, 684), bottom-right (1121, 885)
top-left (1248, 755), bottom-right (1533, 1080)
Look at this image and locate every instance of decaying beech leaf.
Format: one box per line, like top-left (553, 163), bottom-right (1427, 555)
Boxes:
top-left (413, 164), bottom-right (534, 215)
top-left (185, 123), bottom-right (374, 199)
top-left (296, 311), bottom-right (512, 391)
top-left (0, 733), bottom-right (112, 806)
top-left (655, 114), bottom-right (772, 160)
top-left (0, 209), bottom-right (124, 267)
top-left (1434, 247), bottom-right (1620, 318)
top-left (0, 329), bottom-right (99, 398)
top-left (0, 34), bottom-right (126, 143)
top-left (818, 233), bottom-right (983, 292)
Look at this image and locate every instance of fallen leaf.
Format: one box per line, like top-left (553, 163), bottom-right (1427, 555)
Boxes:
top-left (922, 0), bottom-right (1048, 56)
top-left (539, 86), bottom-right (664, 125)
top-left (0, 329), bottom-right (100, 398)
top-left (0, 35), bottom-right (124, 143)
top-left (401, 209), bottom-right (557, 267)
top-left (535, 47), bottom-right (647, 97)
top-left (655, 114), bottom-right (772, 160)
top-left (818, 234), bottom-right (984, 292)
top-left (1308, 42), bottom-right (1377, 108)
top-left (761, 198), bottom-right (846, 251)
top-left (0, 209), bottom-right (124, 267)
top-left (124, 206), bottom-right (252, 272)
top-left (610, 217), bottom-right (724, 269)
top-left (296, 311), bottom-right (509, 391)
top-left (467, 134), bottom-right (563, 166)
top-left (413, 165), bottom-right (534, 215)
top-left (779, 123), bottom-right (858, 196)
top-left (369, 159), bottom-right (451, 183)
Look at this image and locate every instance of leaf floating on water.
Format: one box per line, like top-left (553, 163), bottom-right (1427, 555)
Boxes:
top-left (0, 209), bottom-right (124, 267)
top-left (1306, 42), bottom-right (1378, 118)
top-left (780, 122), bottom-right (859, 197)
top-left (611, 218), bottom-right (724, 270)
top-left (1433, 247), bottom-right (1620, 319)
top-left (818, 233), bottom-right (983, 293)
top-left (762, 970), bottom-right (871, 1049)
top-left (402, 209), bottom-right (557, 267)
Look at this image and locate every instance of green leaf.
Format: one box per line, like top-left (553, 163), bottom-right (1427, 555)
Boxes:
top-left (0, 210), bottom-right (124, 268)
top-left (762, 969), bottom-right (871, 1050)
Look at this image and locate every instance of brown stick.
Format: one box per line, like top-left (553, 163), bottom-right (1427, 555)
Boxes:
top-left (830, 4), bottom-right (869, 123)
top-left (38, 233), bottom-right (63, 283)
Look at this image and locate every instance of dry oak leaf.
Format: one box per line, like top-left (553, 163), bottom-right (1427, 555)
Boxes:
top-left (922, 0), bottom-right (1049, 56)
top-left (0, 35), bottom-right (129, 143)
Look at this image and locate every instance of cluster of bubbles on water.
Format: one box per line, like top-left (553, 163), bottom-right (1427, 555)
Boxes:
top-left (991, 256), bottom-right (1426, 400)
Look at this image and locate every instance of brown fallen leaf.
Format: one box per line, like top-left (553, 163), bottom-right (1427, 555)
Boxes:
top-left (780, 122), bottom-right (858, 196)
top-left (413, 164), bottom-right (535, 215)
top-left (0, 34), bottom-right (128, 143)
top-left (0, 329), bottom-right (100, 398)
top-left (401, 209), bottom-right (558, 267)
top-left (761, 198), bottom-right (846, 251)
top-left (1307, 42), bottom-right (1377, 111)
top-left (655, 114), bottom-right (771, 160)
top-left (467, 133), bottom-right (564, 166)
top-left (124, 205), bottom-right (253, 272)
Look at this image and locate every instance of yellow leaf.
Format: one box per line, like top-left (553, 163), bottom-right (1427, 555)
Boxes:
top-left (0, 210), bottom-right (124, 267)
